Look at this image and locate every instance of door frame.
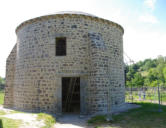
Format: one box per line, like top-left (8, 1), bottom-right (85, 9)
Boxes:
top-left (56, 75), bottom-right (88, 115)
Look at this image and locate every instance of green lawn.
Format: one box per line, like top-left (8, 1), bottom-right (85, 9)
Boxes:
top-left (0, 91), bottom-right (4, 105)
top-left (0, 117), bottom-right (22, 128)
top-left (88, 103), bottom-right (166, 128)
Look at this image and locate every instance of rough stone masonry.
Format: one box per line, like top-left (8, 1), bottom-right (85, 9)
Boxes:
top-left (4, 11), bottom-right (125, 115)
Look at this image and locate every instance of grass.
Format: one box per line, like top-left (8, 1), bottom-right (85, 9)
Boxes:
top-left (88, 103), bottom-right (166, 128)
top-left (88, 115), bottom-right (106, 124)
top-left (37, 113), bottom-right (56, 128)
top-left (0, 90), bottom-right (22, 128)
top-left (0, 91), bottom-right (4, 105)
top-left (0, 117), bottom-right (22, 128)
top-left (0, 109), bottom-right (22, 128)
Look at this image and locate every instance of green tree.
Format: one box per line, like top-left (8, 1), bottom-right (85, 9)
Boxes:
top-left (125, 56), bottom-right (166, 87)
top-left (0, 77), bottom-right (5, 90)
top-left (147, 68), bottom-right (158, 83)
top-left (163, 67), bottom-right (166, 80)
top-left (131, 73), bottom-right (144, 87)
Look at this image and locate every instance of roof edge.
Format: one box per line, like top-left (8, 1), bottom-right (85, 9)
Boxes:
top-left (16, 13), bottom-right (124, 34)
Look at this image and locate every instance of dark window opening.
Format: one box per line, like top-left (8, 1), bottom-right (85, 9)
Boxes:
top-left (56, 37), bottom-right (66, 56)
top-left (62, 77), bottom-right (80, 113)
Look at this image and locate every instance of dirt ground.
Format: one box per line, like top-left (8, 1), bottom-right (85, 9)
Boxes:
top-left (0, 103), bottom-right (141, 128)
top-left (0, 106), bottom-right (45, 128)
top-left (0, 105), bottom-right (91, 128)
top-left (54, 114), bottom-right (93, 128)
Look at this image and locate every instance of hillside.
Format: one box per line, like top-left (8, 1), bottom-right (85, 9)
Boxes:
top-left (126, 55), bottom-right (166, 87)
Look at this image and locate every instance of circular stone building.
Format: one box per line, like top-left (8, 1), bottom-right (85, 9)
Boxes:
top-left (4, 11), bottom-right (125, 115)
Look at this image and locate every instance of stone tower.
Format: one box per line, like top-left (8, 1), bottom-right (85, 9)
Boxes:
top-left (4, 11), bottom-right (125, 115)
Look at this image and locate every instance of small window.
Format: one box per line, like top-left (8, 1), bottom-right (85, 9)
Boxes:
top-left (56, 37), bottom-right (66, 56)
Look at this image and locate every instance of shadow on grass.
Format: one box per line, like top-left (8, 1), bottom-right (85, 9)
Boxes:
top-left (88, 102), bottom-right (166, 128)
top-left (0, 119), bottom-right (3, 128)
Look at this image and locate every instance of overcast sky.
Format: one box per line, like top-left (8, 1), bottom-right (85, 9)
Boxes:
top-left (0, 0), bottom-right (166, 77)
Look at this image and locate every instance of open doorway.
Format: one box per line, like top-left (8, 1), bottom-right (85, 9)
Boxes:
top-left (62, 77), bottom-right (80, 113)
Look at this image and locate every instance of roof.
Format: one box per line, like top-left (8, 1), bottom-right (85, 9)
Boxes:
top-left (16, 11), bottom-right (124, 34)
top-left (52, 11), bottom-right (96, 17)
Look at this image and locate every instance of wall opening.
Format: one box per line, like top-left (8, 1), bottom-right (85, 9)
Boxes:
top-left (56, 37), bottom-right (66, 56)
top-left (62, 77), bottom-right (80, 113)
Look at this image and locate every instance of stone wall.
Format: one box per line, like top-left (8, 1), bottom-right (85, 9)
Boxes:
top-left (4, 44), bottom-right (17, 107)
top-left (5, 13), bottom-right (125, 114)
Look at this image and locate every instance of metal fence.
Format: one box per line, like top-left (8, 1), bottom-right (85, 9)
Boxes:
top-left (125, 86), bottom-right (166, 105)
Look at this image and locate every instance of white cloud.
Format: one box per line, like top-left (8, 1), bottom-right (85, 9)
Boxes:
top-left (139, 13), bottom-right (159, 23)
top-left (144, 0), bottom-right (156, 10)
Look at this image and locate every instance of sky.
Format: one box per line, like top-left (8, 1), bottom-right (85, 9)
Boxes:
top-left (0, 0), bottom-right (166, 77)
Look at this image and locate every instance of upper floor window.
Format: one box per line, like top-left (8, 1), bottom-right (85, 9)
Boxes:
top-left (56, 37), bottom-right (66, 56)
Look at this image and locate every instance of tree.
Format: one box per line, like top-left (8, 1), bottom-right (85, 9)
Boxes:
top-left (131, 73), bottom-right (144, 87)
top-left (163, 67), bottom-right (166, 81)
top-left (125, 56), bottom-right (166, 87)
top-left (0, 77), bottom-right (5, 90)
top-left (147, 68), bottom-right (158, 83)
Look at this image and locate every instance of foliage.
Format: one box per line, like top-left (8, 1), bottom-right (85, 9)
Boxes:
top-left (131, 73), bottom-right (144, 87)
top-left (88, 103), bottom-right (166, 128)
top-left (0, 77), bottom-right (5, 90)
top-left (126, 55), bottom-right (166, 87)
top-left (37, 113), bottom-right (56, 128)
